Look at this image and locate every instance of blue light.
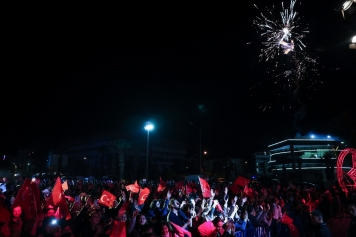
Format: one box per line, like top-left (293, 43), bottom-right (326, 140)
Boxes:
top-left (144, 122), bottom-right (154, 131)
top-left (310, 135), bottom-right (315, 138)
top-left (327, 135), bottom-right (331, 138)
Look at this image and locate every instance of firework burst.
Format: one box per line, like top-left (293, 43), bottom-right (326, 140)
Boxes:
top-left (253, 0), bottom-right (308, 62)
top-left (251, 0), bottom-right (321, 111)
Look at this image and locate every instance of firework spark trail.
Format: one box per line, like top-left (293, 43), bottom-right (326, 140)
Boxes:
top-left (251, 0), bottom-right (320, 111)
top-left (253, 0), bottom-right (308, 61)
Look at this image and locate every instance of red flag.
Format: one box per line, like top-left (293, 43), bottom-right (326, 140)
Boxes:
top-left (281, 213), bottom-right (293, 225)
top-left (138, 188), bottom-right (150, 205)
top-left (199, 177), bottom-right (211, 198)
top-left (65, 196), bottom-right (75, 202)
top-left (234, 176), bottom-right (250, 187)
top-left (51, 177), bottom-right (64, 205)
top-left (110, 220), bottom-right (126, 237)
top-left (230, 184), bottom-right (241, 195)
top-left (288, 223), bottom-right (300, 237)
top-left (175, 181), bottom-right (184, 190)
top-left (125, 180), bottom-right (140, 193)
top-left (12, 178), bottom-right (39, 220)
top-left (198, 221), bottom-right (215, 237)
top-left (98, 190), bottom-right (116, 208)
top-left (134, 180), bottom-right (140, 188)
top-left (47, 177), bottom-right (71, 220)
top-left (243, 186), bottom-right (254, 199)
top-left (185, 185), bottom-right (192, 196)
top-left (157, 183), bottom-right (165, 192)
top-left (170, 221), bottom-right (192, 237)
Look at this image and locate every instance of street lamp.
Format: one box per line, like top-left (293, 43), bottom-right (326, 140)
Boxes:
top-left (350, 35), bottom-right (356, 49)
top-left (144, 122), bottom-right (154, 180)
top-left (189, 122), bottom-right (202, 174)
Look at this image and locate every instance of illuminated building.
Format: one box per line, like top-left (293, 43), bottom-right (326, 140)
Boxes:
top-left (255, 138), bottom-right (350, 182)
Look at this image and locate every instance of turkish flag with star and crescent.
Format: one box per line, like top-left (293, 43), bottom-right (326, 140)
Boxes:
top-left (138, 188), bottom-right (150, 205)
top-left (99, 190), bottom-right (116, 208)
top-left (234, 176), bottom-right (250, 187)
top-left (198, 177), bottom-right (211, 198)
top-left (125, 180), bottom-right (140, 193)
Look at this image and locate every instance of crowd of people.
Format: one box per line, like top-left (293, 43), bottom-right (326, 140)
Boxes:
top-left (0, 175), bottom-right (355, 237)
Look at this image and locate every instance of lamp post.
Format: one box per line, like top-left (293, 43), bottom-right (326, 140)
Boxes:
top-left (144, 122), bottom-right (154, 180)
top-left (189, 122), bottom-right (202, 174)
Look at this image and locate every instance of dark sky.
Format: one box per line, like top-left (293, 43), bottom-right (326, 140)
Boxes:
top-left (2, 0), bottom-right (355, 157)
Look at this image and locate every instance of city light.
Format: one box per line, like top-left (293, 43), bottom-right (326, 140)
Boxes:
top-left (352, 35), bottom-right (356, 43)
top-left (310, 135), bottom-right (315, 138)
top-left (144, 122), bottom-right (154, 131)
top-left (340, 0), bottom-right (354, 11)
top-left (327, 135), bottom-right (331, 138)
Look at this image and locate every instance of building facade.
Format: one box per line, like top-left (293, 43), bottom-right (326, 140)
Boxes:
top-left (255, 138), bottom-right (350, 183)
top-left (52, 132), bottom-right (188, 180)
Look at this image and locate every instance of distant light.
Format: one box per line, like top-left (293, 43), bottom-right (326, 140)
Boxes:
top-left (144, 122), bottom-right (154, 131)
top-left (310, 135), bottom-right (315, 138)
top-left (27, 163), bottom-right (30, 165)
top-left (204, 151), bottom-right (207, 155)
top-left (352, 35), bottom-right (356, 43)
top-left (341, 142), bottom-right (344, 144)
top-left (3, 155), bottom-right (5, 160)
top-left (84, 157), bottom-right (86, 159)
top-left (245, 161), bottom-right (248, 164)
top-left (327, 135), bottom-right (331, 138)
top-left (341, 0), bottom-right (353, 11)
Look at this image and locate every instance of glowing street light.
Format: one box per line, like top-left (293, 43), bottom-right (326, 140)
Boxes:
top-left (144, 122), bottom-right (154, 180)
top-left (350, 35), bottom-right (356, 49)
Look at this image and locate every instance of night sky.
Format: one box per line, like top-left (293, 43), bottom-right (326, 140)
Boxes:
top-left (2, 0), bottom-right (355, 158)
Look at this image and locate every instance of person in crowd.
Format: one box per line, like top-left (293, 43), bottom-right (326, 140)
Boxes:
top-left (0, 198), bottom-right (11, 237)
top-left (270, 197), bottom-right (282, 237)
top-left (246, 205), bottom-right (262, 229)
top-left (79, 211), bottom-right (103, 237)
top-left (307, 209), bottom-right (332, 237)
top-left (158, 222), bottom-right (174, 237)
top-left (9, 206), bottom-right (22, 237)
top-left (165, 199), bottom-right (191, 230)
top-left (128, 213), bottom-right (148, 237)
top-left (347, 204), bottom-right (356, 237)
